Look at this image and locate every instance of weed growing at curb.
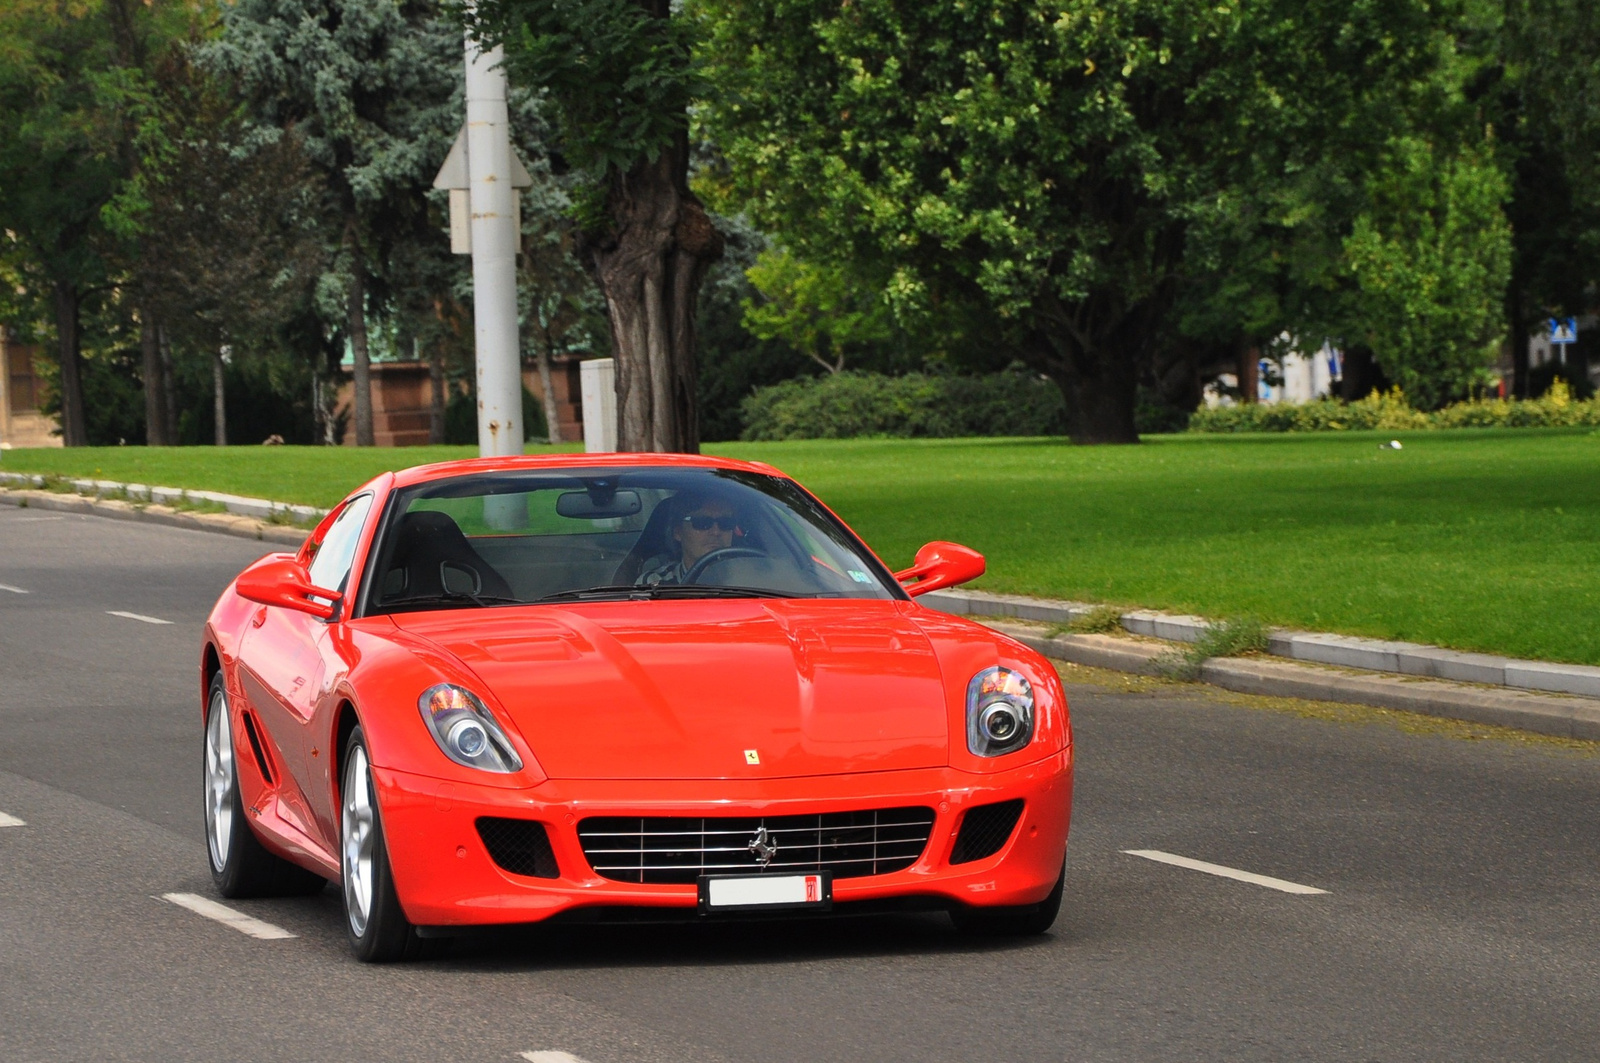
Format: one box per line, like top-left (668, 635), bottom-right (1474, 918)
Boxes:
top-left (1046, 604), bottom-right (1125, 638)
top-left (1157, 617), bottom-right (1271, 680)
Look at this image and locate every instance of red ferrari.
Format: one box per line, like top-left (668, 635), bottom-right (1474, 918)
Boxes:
top-left (201, 455), bottom-right (1073, 960)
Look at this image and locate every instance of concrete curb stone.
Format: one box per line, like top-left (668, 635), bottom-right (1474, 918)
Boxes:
top-left (988, 624), bottom-right (1600, 743)
top-left (0, 487), bottom-right (308, 547)
top-left (924, 587), bottom-right (1599, 703)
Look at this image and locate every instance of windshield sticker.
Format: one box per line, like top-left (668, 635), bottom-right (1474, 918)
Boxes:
top-left (848, 570), bottom-right (873, 584)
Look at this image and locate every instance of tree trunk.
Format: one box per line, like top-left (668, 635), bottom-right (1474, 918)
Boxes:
top-left (212, 348), bottom-right (227, 446)
top-left (1236, 339), bottom-right (1260, 403)
top-left (139, 309), bottom-right (168, 446)
top-left (1024, 293), bottom-right (1143, 444)
top-left (584, 141), bottom-right (723, 453)
top-left (534, 329), bottom-right (561, 445)
top-left (428, 346), bottom-right (447, 444)
top-left (51, 281), bottom-right (88, 447)
top-left (347, 247), bottom-right (374, 447)
top-left (158, 325), bottom-right (178, 443)
top-left (1508, 290), bottom-right (1531, 398)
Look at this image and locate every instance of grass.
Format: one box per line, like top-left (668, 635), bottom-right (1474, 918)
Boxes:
top-left (3, 427), bottom-right (1598, 665)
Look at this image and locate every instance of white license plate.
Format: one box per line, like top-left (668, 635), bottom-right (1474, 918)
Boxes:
top-left (699, 873), bottom-right (832, 912)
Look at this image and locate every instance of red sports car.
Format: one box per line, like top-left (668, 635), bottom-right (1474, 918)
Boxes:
top-left (201, 455), bottom-right (1073, 960)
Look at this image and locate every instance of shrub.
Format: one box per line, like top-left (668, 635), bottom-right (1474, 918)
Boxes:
top-left (739, 368), bottom-right (1067, 440)
top-left (1188, 383), bottom-right (1600, 433)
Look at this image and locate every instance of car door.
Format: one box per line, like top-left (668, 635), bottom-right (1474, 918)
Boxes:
top-left (237, 494), bottom-right (372, 853)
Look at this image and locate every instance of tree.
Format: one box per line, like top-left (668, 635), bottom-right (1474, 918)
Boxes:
top-left (470, 0), bottom-right (723, 452)
top-left (0, 0), bottom-right (167, 445)
top-left (206, 0), bottom-right (462, 446)
top-left (698, 0), bottom-right (1507, 440)
top-left (135, 74), bottom-right (326, 444)
top-left (741, 249), bottom-right (892, 375)
top-left (1494, 0), bottom-right (1600, 396)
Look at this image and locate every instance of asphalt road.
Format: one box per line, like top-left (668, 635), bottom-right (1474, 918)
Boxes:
top-left (2, 503), bottom-right (1598, 1062)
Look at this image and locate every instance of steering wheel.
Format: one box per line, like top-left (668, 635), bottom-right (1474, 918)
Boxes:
top-left (684, 547), bottom-right (766, 585)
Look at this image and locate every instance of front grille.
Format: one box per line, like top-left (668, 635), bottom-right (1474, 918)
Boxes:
top-left (578, 807), bottom-right (937, 884)
top-left (949, 799), bottom-right (1024, 864)
top-left (477, 817), bottom-right (560, 878)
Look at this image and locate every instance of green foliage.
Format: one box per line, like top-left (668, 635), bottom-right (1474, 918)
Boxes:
top-left (1066, 605), bottom-right (1124, 636)
top-left (742, 249), bottom-right (893, 375)
top-left (739, 369), bottom-right (1066, 441)
top-left (697, 0), bottom-right (1518, 439)
top-left (1189, 382), bottom-right (1600, 433)
top-left (470, 0), bottom-right (697, 174)
top-left (1344, 142), bottom-right (1512, 408)
top-left (695, 214), bottom-right (815, 443)
top-left (1158, 618), bottom-right (1271, 681)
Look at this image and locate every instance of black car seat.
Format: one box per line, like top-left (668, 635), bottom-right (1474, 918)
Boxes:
top-left (610, 498), bottom-right (683, 586)
top-left (384, 511), bottom-right (515, 600)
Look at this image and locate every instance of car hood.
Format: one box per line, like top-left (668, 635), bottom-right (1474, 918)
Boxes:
top-left (387, 599), bottom-right (951, 780)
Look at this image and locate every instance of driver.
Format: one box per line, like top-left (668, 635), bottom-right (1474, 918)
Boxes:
top-left (636, 495), bottom-right (741, 586)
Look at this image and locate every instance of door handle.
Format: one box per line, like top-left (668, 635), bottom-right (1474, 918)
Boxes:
top-left (251, 606), bottom-right (268, 628)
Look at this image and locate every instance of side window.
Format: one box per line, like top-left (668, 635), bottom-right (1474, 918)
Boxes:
top-left (307, 494), bottom-right (373, 597)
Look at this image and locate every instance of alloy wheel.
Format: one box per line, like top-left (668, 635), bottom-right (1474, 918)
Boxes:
top-left (341, 746), bottom-right (376, 936)
top-left (204, 688), bottom-right (234, 872)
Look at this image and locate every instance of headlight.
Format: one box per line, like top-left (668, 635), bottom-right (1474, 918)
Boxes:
top-left (966, 667), bottom-right (1034, 757)
top-left (418, 684), bottom-right (522, 773)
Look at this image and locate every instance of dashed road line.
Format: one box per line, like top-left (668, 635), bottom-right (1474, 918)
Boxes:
top-left (107, 610), bottom-right (173, 625)
top-left (521, 1053), bottom-right (591, 1063)
top-left (0, 582), bottom-right (29, 594)
top-left (0, 811), bottom-right (25, 827)
top-left (158, 892), bottom-right (297, 940)
top-left (1123, 849), bottom-right (1329, 895)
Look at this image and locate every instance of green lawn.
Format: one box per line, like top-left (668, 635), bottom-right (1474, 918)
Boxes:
top-left (4, 429), bottom-right (1598, 665)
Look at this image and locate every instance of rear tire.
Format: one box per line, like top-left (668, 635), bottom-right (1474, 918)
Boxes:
top-left (205, 673), bottom-right (326, 898)
top-left (950, 860), bottom-right (1065, 936)
top-left (341, 725), bottom-right (421, 962)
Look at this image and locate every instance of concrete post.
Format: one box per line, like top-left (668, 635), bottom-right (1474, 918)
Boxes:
top-left (464, 30), bottom-right (522, 460)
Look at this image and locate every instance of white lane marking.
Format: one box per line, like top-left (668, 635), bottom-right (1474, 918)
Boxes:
top-left (1122, 849), bottom-right (1329, 895)
top-left (158, 892), bottom-right (297, 940)
top-left (107, 610), bottom-right (173, 625)
top-left (0, 812), bottom-right (25, 827)
top-left (521, 1053), bottom-right (591, 1063)
top-left (0, 583), bottom-right (28, 594)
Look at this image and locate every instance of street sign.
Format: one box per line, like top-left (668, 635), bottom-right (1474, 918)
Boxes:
top-left (1549, 318), bottom-right (1578, 345)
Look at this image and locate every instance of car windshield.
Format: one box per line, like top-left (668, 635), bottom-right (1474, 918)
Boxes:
top-left (360, 466), bottom-right (904, 615)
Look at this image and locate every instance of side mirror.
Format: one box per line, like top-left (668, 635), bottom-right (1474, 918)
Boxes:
top-left (236, 556), bottom-right (342, 620)
top-left (894, 541), bottom-right (985, 597)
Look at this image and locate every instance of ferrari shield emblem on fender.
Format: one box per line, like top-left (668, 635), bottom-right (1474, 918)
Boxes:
top-left (747, 826), bottom-right (779, 866)
top-left (743, 749), bottom-right (760, 765)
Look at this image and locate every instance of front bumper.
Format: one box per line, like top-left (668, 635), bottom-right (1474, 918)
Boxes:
top-left (375, 747), bottom-right (1073, 927)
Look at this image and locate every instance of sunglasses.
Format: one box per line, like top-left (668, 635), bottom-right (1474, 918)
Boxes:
top-left (683, 514), bottom-right (738, 531)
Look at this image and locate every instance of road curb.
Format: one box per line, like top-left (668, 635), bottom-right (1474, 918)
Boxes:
top-left (0, 488), bottom-right (309, 547)
top-left (990, 625), bottom-right (1600, 742)
top-left (924, 588), bottom-right (1600, 701)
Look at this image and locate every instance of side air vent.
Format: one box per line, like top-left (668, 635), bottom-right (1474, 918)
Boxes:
top-left (239, 711), bottom-right (274, 784)
top-left (949, 799), bottom-right (1024, 865)
top-left (476, 817), bottom-right (560, 878)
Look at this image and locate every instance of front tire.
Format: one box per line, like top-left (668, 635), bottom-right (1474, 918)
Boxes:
top-left (341, 725), bottom-right (421, 962)
top-left (950, 860), bottom-right (1066, 936)
top-left (205, 673), bottom-right (325, 898)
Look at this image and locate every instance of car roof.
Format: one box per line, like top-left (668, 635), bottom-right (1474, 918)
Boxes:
top-left (387, 452), bottom-right (788, 490)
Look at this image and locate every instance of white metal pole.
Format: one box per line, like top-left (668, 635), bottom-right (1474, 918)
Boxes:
top-left (464, 30), bottom-right (522, 460)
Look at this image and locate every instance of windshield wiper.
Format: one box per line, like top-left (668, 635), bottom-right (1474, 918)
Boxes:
top-left (534, 584), bottom-right (794, 603)
top-left (388, 591), bottom-right (523, 610)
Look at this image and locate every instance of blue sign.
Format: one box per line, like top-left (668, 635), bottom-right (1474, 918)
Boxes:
top-left (1550, 318), bottom-right (1578, 345)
